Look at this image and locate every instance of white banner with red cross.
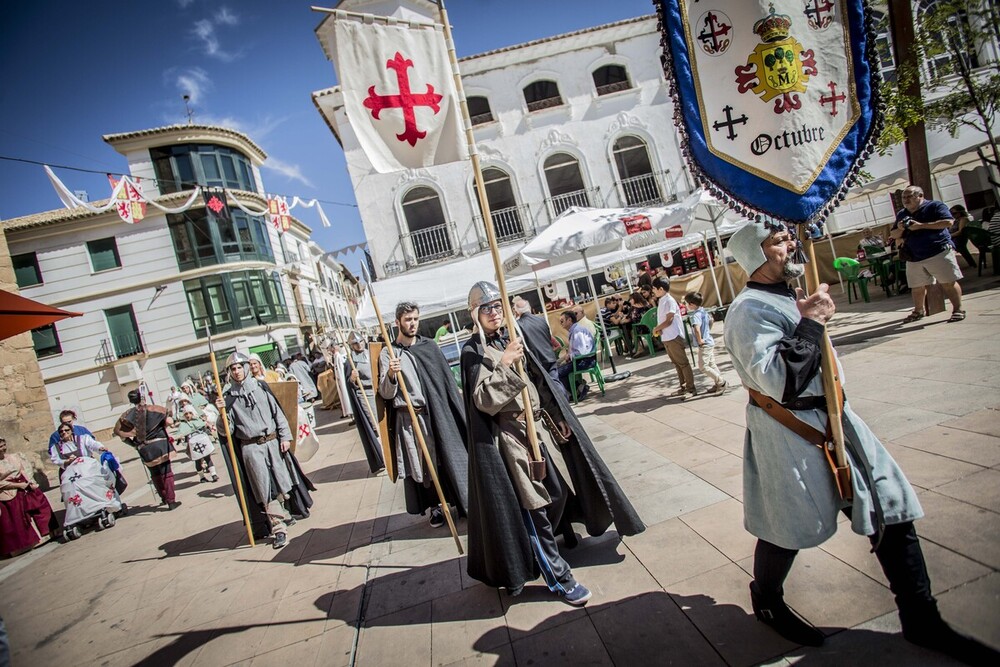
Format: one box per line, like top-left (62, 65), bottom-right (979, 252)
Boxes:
top-left (331, 13), bottom-right (464, 173)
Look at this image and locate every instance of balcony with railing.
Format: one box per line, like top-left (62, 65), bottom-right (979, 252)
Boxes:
top-left (546, 187), bottom-right (601, 219)
top-left (596, 80), bottom-right (632, 96)
top-left (470, 111), bottom-right (494, 126)
top-left (406, 222), bottom-right (459, 266)
top-left (474, 204), bottom-right (534, 247)
top-left (618, 173), bottom-right (667, 207)
top-left (527, 96), bottom-right (563, 113)
top-left (96, 330), bottom-right (146, 365)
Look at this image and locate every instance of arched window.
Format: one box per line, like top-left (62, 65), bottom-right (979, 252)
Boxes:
top-left (612, 135), bottom-right (663, 206)
top-left (523, 80), bottom-right (563, 112)
top-left (402, 186), bottom-right (453, 264)
top-left (468, 96), bottom-right (494, 125)
top-left (593, 65), bottom-right (631, 95)
top-left (543, 153), bottom-right (590, 215)
top-left (479, 167), bottom-right (525, 242)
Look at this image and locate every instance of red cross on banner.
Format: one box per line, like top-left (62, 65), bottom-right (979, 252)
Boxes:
top-left (298, 423), bottom-right (311, 440)
top-left (328, 14), bottom-right (464, 173)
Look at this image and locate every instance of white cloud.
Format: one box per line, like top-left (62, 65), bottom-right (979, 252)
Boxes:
top-left (173, 67), bottom-right (210, 105)
top-left (261, 157), bottom-right (315, 189)
top-left (176, 0), bottom-right (196, 7)
top-left (215, 6), bottom-right (239, 26)
top-left (192, 18), bottom-right (238, 61)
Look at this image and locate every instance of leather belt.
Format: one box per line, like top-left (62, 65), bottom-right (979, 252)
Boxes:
top-left (239, 432), bottom-right (277, 446)
top-left (749, 394), bottom-right (829, 411)
top-left (515, 409), bottom-right (543, 423)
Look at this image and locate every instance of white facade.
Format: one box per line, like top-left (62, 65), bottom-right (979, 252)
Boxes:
top-left (314, 0), bottom-right (999, 270)
top-left (2, 125), bottom-right (354, 433)
top-left (314, 3), bottom-right (692, 279)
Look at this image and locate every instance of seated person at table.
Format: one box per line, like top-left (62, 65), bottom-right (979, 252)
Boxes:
top-left (627, 292), bottom-right (653, 358)
top-left (600, 295), bottom-right (634, 355)
top-left (555, 310), bottom-right (596, 399)
top-left (858, 227), bottom-right (886, 253)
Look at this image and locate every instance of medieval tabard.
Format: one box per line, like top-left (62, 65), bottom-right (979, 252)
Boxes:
top-left (725, 281), bottom-right (923, 550)
top-left (114, 400), bottom-right (176, 505)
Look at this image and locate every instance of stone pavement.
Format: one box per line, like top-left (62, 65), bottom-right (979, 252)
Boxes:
top-left (2, 271), bottom-right (999, 666)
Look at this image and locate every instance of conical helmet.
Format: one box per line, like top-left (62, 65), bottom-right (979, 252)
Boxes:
top-left (225, 351), bottom-right (251, 368)
top-left (468, 281), bottom-right (502, 311)
top-left (347, 330), bottom-right (364, 344)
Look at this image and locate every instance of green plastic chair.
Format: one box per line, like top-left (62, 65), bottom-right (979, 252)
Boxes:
top-left (862, 246), bottom-right (893, 295)
top-left (568, 332), bottom-right (606, 403)
top-left (632, 308), bottom-right (660, 358)
top-left (833, 257), bottom-right (872, 304)
top-left (965, 227), bottom-right (998, 276)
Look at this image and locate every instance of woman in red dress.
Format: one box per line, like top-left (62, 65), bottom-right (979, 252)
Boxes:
top-left (0, 436), bottom-right (55, 557)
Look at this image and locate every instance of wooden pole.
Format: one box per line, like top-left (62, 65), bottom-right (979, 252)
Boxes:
top-left (798, 230), bottom-right (851, 499)
top-left (437, 0), bottom-right (544, 467)
top-left (206, 328), bottom-right (256, 548)
top-left (364, 275), bottom-right (463, 554)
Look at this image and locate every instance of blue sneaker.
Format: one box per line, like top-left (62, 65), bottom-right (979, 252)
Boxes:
top-left (563, 583), bottom-right (592, 606)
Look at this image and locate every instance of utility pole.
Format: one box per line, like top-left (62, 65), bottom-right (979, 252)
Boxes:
top-left (888, 0), bottom-right (933, 195)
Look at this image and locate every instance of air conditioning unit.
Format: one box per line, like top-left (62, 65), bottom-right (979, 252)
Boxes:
top-left (114, 361), bottom-right (142, 385)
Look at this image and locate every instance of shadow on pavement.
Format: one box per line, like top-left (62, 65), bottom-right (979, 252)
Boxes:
top-left (308, 459), bottom-right (377, 485)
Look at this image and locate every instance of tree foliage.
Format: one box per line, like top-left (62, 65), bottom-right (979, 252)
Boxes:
top-left (877, 0), bottom-right (1000, 167)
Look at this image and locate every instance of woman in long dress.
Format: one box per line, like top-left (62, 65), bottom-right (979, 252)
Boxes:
top-left (1, 436), bottom-right (56, 557)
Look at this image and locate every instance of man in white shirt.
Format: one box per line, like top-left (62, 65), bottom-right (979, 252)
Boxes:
top-left (651, 277), bottom-right (695, 398)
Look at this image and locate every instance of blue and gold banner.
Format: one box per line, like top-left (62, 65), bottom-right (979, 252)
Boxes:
top-left (656, 0), bottom-right (883, 224)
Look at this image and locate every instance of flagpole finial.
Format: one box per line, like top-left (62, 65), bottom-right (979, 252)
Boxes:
top-left (183, 95), bottom-right (195, 125)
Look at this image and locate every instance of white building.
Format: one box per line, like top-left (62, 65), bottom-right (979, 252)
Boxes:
top-left (312, 0), bottom-right (998, 280)
top-left (2, 124), bottom-right (354, 434)
top-left (313, 0), bottom-right (692, 280)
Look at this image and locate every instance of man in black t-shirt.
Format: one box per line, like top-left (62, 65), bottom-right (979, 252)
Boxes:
top-left (889, 185), bottom-right (965, 323)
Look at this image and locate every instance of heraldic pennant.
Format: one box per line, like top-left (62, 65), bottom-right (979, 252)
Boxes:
top-left (324, 12), bottom-right (465, 173)
top-left (656, 0), bottom-right (883, 225)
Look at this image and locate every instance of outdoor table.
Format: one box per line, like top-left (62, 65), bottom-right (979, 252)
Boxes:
top-left (864, 251), bottom-right (896, 296)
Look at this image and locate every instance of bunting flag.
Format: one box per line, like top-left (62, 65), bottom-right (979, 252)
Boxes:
top-left (656, 0), bottom-right (882, 225)
top-left (107, 174), bottom-right (147, 224)
top-left (268, 196), bottom-right (292, 232)
top-left (203, 188), bottom-right (232, 221)
top-left (44, 166), bottom-right (333, 229)
top-left (330, 12), bottom-right (464, 173)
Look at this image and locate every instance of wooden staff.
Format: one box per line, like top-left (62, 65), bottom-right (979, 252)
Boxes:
top-left (331, 325), bottom-right (381, 454)
top-left (437, 0), bottom-right (544, 473)
top-left (798, 229), bottom-right (852, 500)
top-left (364, 274), bottom-right (463, 554)
top-left (206, 327), bottom-right (256, 547)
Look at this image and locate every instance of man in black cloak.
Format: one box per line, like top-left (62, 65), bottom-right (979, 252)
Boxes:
top-left (343, 331), bottom-right (385, 474)
top-left (377, 301), bottom-right (468, 528)
top-left (461, 282), bottom-right (645, 605)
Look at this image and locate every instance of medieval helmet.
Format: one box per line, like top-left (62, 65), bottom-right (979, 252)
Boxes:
top-left (347, 330), bottom-right (364, 345)
top-left (728, 223), bottom-right (780, 277)
top-left (225, 351), bottom-right (251, 369)
top-left (467, 281), bottom-right (502, 312)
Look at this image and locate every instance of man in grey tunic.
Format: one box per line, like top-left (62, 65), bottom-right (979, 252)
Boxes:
top-left (216, 352), bottom-right (295, 549)
top-left (725, 222), bottom-right (996, 663)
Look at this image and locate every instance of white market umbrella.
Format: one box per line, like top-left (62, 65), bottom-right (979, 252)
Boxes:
top-left (504, 191), bottom-right (706, 377)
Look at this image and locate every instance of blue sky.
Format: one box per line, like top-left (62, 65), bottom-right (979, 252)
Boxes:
top-left (0, 0), bottom-right (656, 272)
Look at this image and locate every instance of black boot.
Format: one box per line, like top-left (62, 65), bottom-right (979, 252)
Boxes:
top-left (900, 601), bottom-right (1000, 666)
top-left (749, 581), bottom-right (825, 647)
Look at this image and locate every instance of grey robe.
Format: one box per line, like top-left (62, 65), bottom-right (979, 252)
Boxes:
top-left (378, 345), bottom-right (432, 483)
top-left (224, 377), bottom-right (294, 505)
top-left (725, 285), bottom-right (923, 550)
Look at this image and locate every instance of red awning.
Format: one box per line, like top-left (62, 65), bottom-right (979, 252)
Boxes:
top-left (0, 289), bottom-right (82, 341)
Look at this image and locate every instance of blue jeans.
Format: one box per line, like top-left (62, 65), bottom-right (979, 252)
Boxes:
top-left (556, 358), bottom-right (595, 394)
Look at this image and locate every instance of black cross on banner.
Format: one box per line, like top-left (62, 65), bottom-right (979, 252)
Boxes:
top-left (69, 473), bottom-right (81, 483)
top-left (697, 12), bottom-right (731, 54)
top-left (193, 442), bottom-right (207, 454)
top-left (712, 105), bottom-right (748, 141)
top-left (804, 0), bottom-right (836, 29)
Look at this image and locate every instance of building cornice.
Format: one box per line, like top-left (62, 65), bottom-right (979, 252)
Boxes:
top-left (102, 124), bottom-right (267, 163)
